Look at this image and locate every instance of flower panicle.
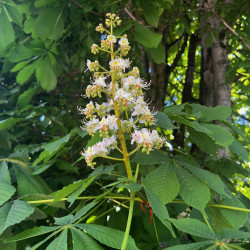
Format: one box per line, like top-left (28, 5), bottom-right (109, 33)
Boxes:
top-left (79, 13), bottom-right (167, 167)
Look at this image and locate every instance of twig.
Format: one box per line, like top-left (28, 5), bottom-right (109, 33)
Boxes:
top-left (124, 7), bottom-right (143, 24)
top-left (71, 0), bottom-right (102, 16)
top-left (206, 0), bottom-right (250, 50)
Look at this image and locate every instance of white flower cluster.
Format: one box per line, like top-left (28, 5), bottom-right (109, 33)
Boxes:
top-left (79, 14), bottom-right (166, 167)
top-left (81, 136), bottom-right (117, 167)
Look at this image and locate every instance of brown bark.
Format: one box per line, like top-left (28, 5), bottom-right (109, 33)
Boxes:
top-left (199, 0), bottom-right (231, 158)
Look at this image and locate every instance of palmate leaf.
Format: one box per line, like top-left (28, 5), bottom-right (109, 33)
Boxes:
top-left (76, 224), bottom-right (139, 250)
top-left (0, 7), bottom-right (15, 50)
top-left (174, 156), bottom-right (228, 197)
top-left (36, 56), bottom-right (57, 91)
top-left (190, 104), bottom-right (232, 122)
top-left (154, 111), bottom-right (177, 130)
top-left (0, 161), bottom-right (16, 205)
top-left (164, 240), bottom-right (214, 250)
top-left (132, 150), bottom-right (168, 165)
top-left (134, 23), bottom-right (162, 48)
top-left (143, 184), bottom-right (175, 236)
top-left (52, 176), bottom-right (95, 204)
top-left (173, 162), bottom-right (210, 212)
top-left (229, 138), bottom-right (249, 161)
top-left (72, 189), bottom-right (112, 223)
top-left (0, 200), bottom-right (34, 234)
top-left (220, 193), bottom-right (248, 229)
top-left (143, 160), bottom-right (179, 204)
top-left (70, 227), bottom-right (103, 250)
top-left (13, 165), bottom-right (52, 196)
top-left (2, 226), bottom-right (61, 244)
top-left (165, 240), bottom-right (214, 250)
top-left (169, 218), bottom-right (216, 239)
top-left (202, 123), bottom-right (234, 147)
top-left (46, 229), bottom-right (68, 250)
top-left (219, 228), bottom-right (250, 240)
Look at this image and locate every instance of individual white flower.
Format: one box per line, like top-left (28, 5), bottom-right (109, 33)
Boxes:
top-left (114, 89), bottom-right (134, 105)
top-left (107, 35), bottom-right (117, 44)
top-left (83, 117), bottom-right (100, 135)
top-left (109, 58), bottom-right (130, 71)
top-left (119, 37), bottom-right (129, 46)
top-left (93, 76), bottom-right (107, 87)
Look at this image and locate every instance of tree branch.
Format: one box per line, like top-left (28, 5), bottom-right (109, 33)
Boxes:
top-left (206, 0), bottom-right (250, 50)
top-left (71, 0), bottom-right (102, 16)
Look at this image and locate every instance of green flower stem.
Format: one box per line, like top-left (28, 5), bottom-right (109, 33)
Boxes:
top-left (26, 196), bottom-right (143, 204)
top-left (120, 164), bottom-right (140, 250)
top-left (100, 155), bottom-right (124, 161)
top-left (99, 48), bottom-right (111, 54)
top-left (114, 145), bottom-right (123, 154)
top-left (128, 145), bottom-right (142, 157)
top-left (121, 191), bottom-right (136, 250)
top-left (98, 65), bottom-right (109, 73)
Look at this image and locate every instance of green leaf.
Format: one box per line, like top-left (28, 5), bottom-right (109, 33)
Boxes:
top-left (46, 229), bottom-right (68, 250)
top-left (54, 215), bottom-right (74, 226)
top-left (141, 0), bottom-right (160, 27)
top-left (8, 45), bottom-right (37, 63)
top-left (13, 165), bottom-right (52, 196)
top-left (144, 160), bottom-right (179, 204)
top-left (188, 127), bottom-right (217, 155)
top-left (202, 124), bottom-right (234, 147)
top-left (145, 43), bottom-right (166, 64)
top-left (2, 226), bottom-right (61, 243)
top-left (154, 112), bottom-right (176, 130)
top-left (10, 61), bottom-right (29, 72)
top-left (33, 133), bottom-right (71, 166)
top-left (52, 176), bottom-right (95, 204)
top-left (0, 162), bottom-right (16, 205)
top-left (173, 162), bottom-right (210, 211)
top-left (70, 227), bottom-right (103, 250)
top-left (190, 104), bottom-right (232, 122)
top-left (16, 59), bottom-right (41, 84)
top-left (175, 156), bottom-right (228, 197)
top-left (165, 240), bottom-right (214, 249)
top-left (0, 118), bottom-right (21, 131)
top-left (0, 200), bottom-right (34, 234)
top-left (131, 150), bottom-right (168, 165)
top-left (220, 229), bottom-right (250, 240)
top-left (169, 218), bottom-right (216, 239)
top-left (34, 0), bottom-right (57, 7)
top-left (4, 3), bottom-right (23, 27)
top-left (229, 139), bottom-right (249, 161)
top-left (206, 207), bottom-right (233, 233)
top-left (134, 23), bottom-right (162, 48)
top-left (0, 7), bottom-right (15, 50)
top-left (220, 194), bottom-right (248, 229)
top-left (143, 184), bottom-right (175, 236)
top-left (76, 224), bottom-right (139, 250)
top-left (16, 86), bottom-right (39, 108)
top-left (72, 190), bottom-right (112, 223)
top-left (34, 7), bottom-right (64, 40)
top-left (36, 56), bottom-right (57, 91)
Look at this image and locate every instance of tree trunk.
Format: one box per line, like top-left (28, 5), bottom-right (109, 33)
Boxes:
top-left (199, 0), bottom-right (231, 158)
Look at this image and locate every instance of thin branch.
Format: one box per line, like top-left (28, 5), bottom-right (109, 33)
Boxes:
top-left (71, 0), bottom-right (102, 16)
top-left (124, 7), bottom-right (143, 24)
top-left (206, 0), bottom-right (250, 50)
